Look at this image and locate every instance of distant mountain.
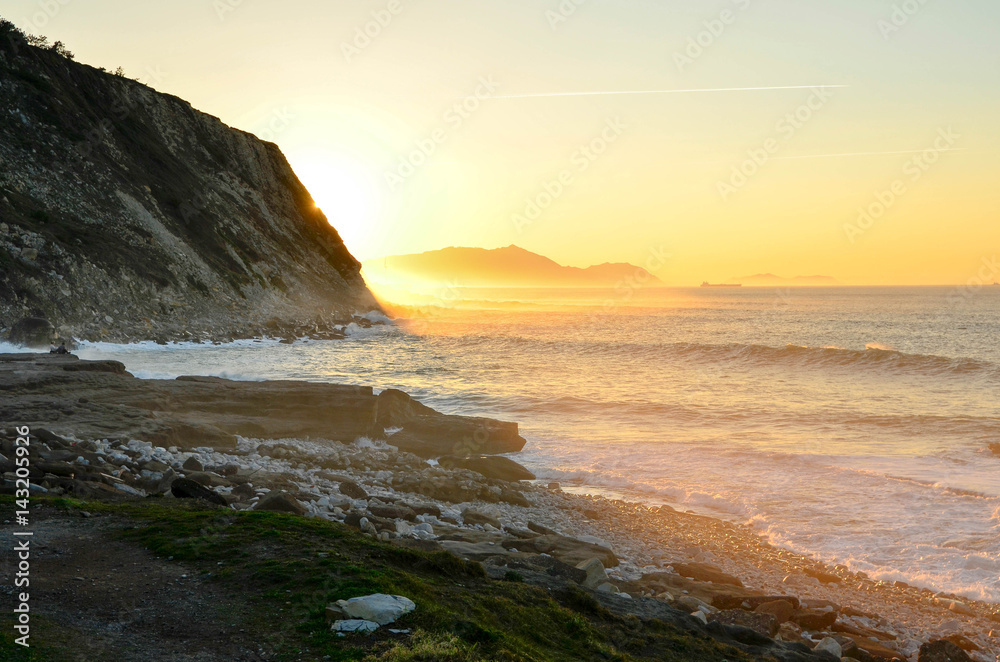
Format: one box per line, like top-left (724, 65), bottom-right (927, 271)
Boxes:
top-left (363, 245), bottom-right (662, 288)
top-left (732, 273), bottom-right (840, 287)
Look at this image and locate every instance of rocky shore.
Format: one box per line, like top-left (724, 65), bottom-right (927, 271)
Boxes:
top-left (2, 354), bottom-right (997, 661)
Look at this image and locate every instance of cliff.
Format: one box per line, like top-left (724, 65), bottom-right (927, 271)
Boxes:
top-left (0, 23), bottom-right (377, 343)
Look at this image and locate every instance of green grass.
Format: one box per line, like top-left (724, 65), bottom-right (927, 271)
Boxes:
top-left (0, 496), bottom-right (759, 661)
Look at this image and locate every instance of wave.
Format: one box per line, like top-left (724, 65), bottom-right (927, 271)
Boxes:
top-left (437, 334), bottom-right (1000, 380)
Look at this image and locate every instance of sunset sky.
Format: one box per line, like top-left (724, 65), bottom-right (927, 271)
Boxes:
top-left (8, 0), bottom-right (999, 284)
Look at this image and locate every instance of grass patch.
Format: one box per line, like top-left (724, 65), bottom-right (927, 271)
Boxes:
top-left (1, 496), bottom-right (759, 661)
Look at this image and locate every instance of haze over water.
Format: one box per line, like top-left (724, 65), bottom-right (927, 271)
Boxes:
top-left (68, 286), bottom-right (1000, 601)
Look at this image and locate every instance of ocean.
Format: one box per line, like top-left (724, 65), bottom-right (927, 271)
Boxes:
top-left (20, 286), bottom-right (1000, 601)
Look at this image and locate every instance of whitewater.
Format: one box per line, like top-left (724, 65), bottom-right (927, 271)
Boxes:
top-left (11, 285), bottom-right (999, 601)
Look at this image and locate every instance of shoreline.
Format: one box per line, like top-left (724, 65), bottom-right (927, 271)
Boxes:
top-left (2, 353), bottom-right (996, 661)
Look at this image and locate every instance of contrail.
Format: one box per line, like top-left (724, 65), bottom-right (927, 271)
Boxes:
top-left (771, 147), bottom-right (966, 161)
top-left (494, 84), bottom-right (848, 99)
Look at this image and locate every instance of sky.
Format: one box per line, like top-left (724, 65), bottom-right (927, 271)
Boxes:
top-left (4, 0), bottom-right (1000, 285)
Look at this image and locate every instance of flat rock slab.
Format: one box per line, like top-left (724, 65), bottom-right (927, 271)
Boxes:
top-left (0, 354), bottom-right (525, 457)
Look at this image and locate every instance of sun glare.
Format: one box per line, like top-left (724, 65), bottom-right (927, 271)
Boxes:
top-left (289, 153), bottom-right (378, 250)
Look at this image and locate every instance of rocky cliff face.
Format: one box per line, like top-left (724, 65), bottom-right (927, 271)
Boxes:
top-left (0, 25), bottom-right (377, 343)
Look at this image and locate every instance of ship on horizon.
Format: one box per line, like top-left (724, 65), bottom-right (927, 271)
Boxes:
top-left (701, 281), bottom-right (743, 288)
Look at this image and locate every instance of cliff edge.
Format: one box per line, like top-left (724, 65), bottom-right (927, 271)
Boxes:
top-left (0, 23), bottom-right (378, 343)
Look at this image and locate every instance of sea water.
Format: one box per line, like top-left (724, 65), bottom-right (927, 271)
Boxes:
top-left (19, 286), bottom-right (999, 600)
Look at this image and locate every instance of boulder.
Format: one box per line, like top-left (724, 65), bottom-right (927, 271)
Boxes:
top-left (462, 508), bottom-right (501, 529)
top-left (792, 608), bottom-right (838, 630)
top-left (375, 389), bottom-right (526, 457)
top-left (338, 480), bottom-right (368, 500)
top-left (942, 635), bottom-right (979, 652)
top-left (437, 455), bottom-right (535, 482)
top-left (9, 318), bottom-right (55, 348)
top-left (253, 491), bottom-right (306, 515)
top-left (331, 619), bottom-right (379, 633)
top-left (503, 534), bottom-right (618, 567)
top-left (182, 456), bottom-right (204, 472)
top-left (709, 609), bottom-right (777, 637)
top-left (231, 482), bottom-right (256, 500)
top-left (170, 477), bottom-right (227, 506)
top-left (576, 558), bottom-right (608, 589)
top-left (368, 502), bottom-right (417, 521)
top-left (803, 567), bottom-right (842, 584)
top-left (813, 637), bottom-right (842, 659)
top-left (755, 599), bottom-right (796, 625)
top-left (671, 562), bottom-right (744, 587)
top-left (918, 640), bottom-right (973, 662)
top-left (439, 541), bottom-right (517, 562)
top-left (335, 594), bottom-right (415, 626)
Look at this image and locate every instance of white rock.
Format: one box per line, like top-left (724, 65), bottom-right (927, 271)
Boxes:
top-left (690, 611), bottom-right (708, 625)
top-left (336, 594), bottom-right (415, 626)
top-left (813, 637), bottom-right (841, 658)
top-left (595, 582), bottom-right (619, 594)
top-left (331, 619), bottom-right (379, 633)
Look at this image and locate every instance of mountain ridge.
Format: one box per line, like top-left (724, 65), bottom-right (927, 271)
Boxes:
top-left (364, 245), bottom-right (662, 288)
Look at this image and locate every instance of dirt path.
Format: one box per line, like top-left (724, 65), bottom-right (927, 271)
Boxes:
top-left (3, 503), bottom-right (269, 661)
